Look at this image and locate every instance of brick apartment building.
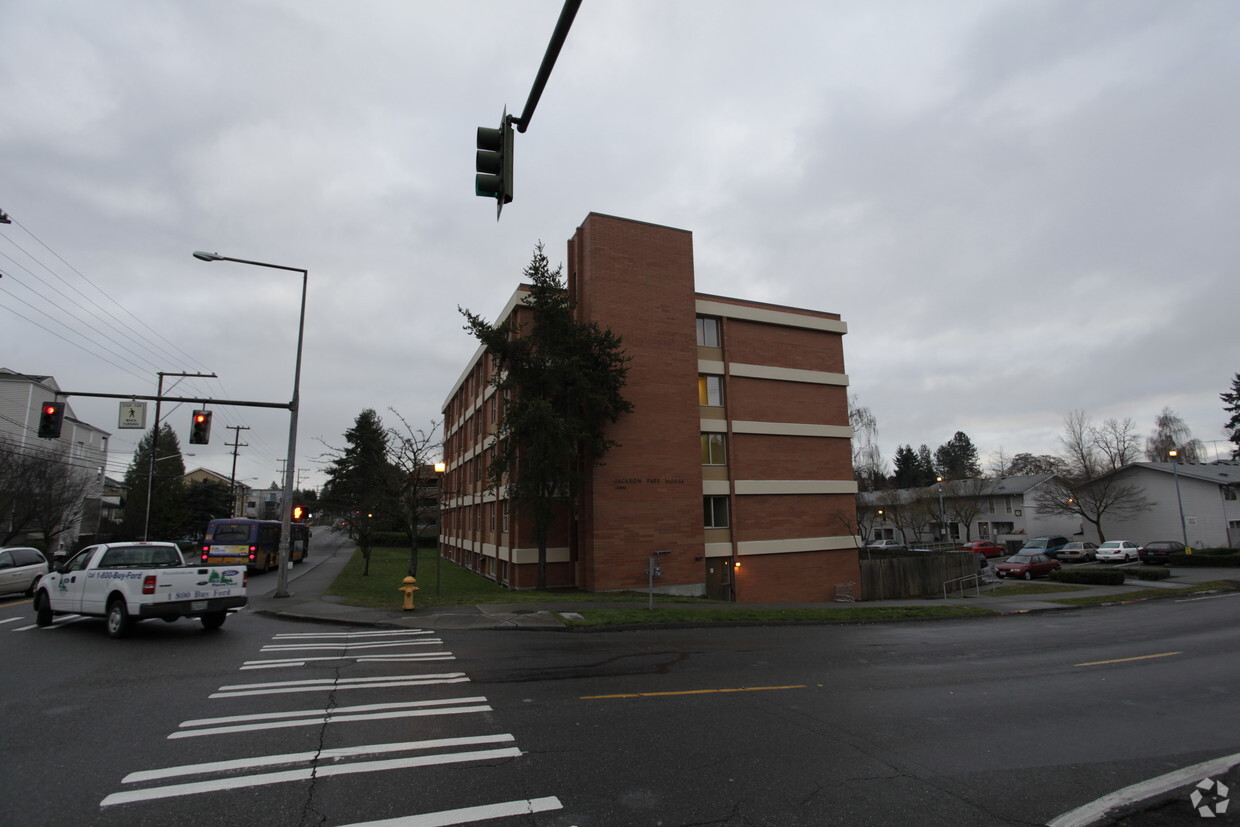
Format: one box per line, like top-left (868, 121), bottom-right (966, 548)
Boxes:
top-left (439, 213), bottom-right (859, 602)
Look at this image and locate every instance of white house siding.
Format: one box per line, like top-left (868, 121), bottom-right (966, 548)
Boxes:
top-left (1080, 465), bottom-right (1238, 549)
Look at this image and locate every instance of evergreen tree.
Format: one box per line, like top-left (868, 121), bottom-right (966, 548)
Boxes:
top-left (891, 444), bottom-right (920, 488)
top-left (122, 423), bottom-right (187, 541)
top-left (934, 431), bottom-right (982, 480)
top-left (915, 444), bottom-right (937, 486)
top-left (321, 409), bottom-right (397, 575)
top-left (1221, 373), bottom-right (1240, 459)
top-left (461, 242), bottom-right (633, 589)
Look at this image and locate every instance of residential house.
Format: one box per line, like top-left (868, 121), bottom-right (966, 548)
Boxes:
top-left (1081, 461), bottom-right (1240, 548)
top-left (859, 474), bottom-right (1082, 549)
top-left (0, 368), bottom-right (109, 551)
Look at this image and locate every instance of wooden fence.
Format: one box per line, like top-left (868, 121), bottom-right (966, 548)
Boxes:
top-left (859, 552), bottom-right (978, 600)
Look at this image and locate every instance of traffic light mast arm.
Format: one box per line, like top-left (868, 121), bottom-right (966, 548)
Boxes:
top-left (511, 0), bottom-right (582, 133)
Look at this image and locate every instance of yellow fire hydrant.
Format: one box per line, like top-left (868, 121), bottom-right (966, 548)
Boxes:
top-left (398, 576), bottom-right (419, 611)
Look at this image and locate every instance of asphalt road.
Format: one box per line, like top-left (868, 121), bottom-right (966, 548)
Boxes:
top-left (2, 564), bottom-right (1237, 825)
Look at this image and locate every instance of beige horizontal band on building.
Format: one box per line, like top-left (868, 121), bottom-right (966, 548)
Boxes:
top-left (702, 480), bottom-right (858, 495)
top-left (439, 537), bottom-right (571, 566)
top-left (695, 299), bottom-right (848, 335)
top-left (730, 421), bottom-right (855, 439)
top-left (733, 479), bottom-right (859, 495)
top-left (703, 536), bottom-right (859, 557)
top-left (727, 363), bottom-right (848, 387)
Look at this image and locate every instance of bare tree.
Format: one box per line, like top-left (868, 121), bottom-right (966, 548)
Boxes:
top-left (849, 395), bottom-right (888, 491)
top-left (1032, 410), bottom-right (1151, 542)
top-left (988, 447), bottom-right (1012, 478)
top-left (387, 409), bottom-right (442, 577)
top-left (0, 436), bottom-right (93, 551)
top-left (1144, 406), bottom-right (1203, 462)
top-left (943, 477), bottom-right (992, 541)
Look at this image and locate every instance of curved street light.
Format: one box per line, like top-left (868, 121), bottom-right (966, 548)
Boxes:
top-left (192, 251), bottom-right (307, 598)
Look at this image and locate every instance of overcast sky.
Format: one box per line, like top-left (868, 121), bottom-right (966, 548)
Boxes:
top-left (2, 0), bottom-right (1237, 492)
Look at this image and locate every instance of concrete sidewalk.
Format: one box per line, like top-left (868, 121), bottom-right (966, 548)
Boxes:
top-left (246, 541), bottom-right (1237, 632)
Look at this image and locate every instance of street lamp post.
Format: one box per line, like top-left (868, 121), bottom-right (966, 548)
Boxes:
top-left (1169, 449), bottom-right (1188, 548)
top-left (936, 476), bottom-right (947, 544)
top-left (193, 251), bottom-right (307, 598)
top-left (434, 462), bottom-right (447, 598)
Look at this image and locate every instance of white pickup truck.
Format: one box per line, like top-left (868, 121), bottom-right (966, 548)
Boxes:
top-left (33, 541), bottom-right (247, 638)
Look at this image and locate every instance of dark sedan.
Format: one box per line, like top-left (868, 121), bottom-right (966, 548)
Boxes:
top-left (1139, 540), bottom-right (1186, 565)
top-left (994, 552), bottom-right (1061, 580)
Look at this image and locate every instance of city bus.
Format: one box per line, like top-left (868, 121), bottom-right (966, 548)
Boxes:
top-left (201, 518), bottom-right (309, 572)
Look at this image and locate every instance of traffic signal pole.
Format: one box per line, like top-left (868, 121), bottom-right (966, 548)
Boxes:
top-left (143, 371), bottom-right (216, 541)
top-left (474, 0), bottom-right (581, 216)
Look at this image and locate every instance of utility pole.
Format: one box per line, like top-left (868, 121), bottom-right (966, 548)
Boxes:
top-left (226, 425), bottom-right (250, 517)
top-left (144, 370), bottom-right (217, 540)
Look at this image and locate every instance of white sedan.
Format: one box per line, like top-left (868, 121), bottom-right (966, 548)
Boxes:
top-left (1095, 540), bottom-right (1141, 562)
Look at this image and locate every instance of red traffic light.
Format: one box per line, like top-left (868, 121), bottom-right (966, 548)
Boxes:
top-left (37, 401), bottom-right (66, 439)
top-left (189, 410), bottom-right (212, 444)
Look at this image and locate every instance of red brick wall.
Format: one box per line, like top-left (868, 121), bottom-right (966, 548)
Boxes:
top-left (729, 433), bottom-right (853, 482)
top-left (727, 377), bottom-right (848, 426)
top-left (732, 550), bottom-right (861, 603)
top-left (732, 493), bottom-right (857, 542)
top-left (569, 214), bottom-right (706, 592)
top-left (724, 318), bottom-right (846, 374)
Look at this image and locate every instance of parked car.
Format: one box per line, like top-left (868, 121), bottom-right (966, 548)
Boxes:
top-left (961, 540), bottom-right (1007, 558)
top-left (1057, 541), bottom-right (1100, 563)
top-left (1095, 540), bottom-right (1141, 562)
top-left (1018, 535), bottom-right (1071, 559)
top-left (995, 552), bottom-right (1061, 580)
top-left (0, 547), bottom-right (49, 596)
top-left (866, 539), bottom-right (905, 551)
top-left (1139, 540), bottom-right (1186, 565)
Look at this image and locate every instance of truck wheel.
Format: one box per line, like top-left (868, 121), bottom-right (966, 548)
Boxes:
top-left (106, 598), bottom-right (132, 639)
top-left (35, 591), bottom-right (53, 627)
top-left (201, 611), bottom-right (228, 630)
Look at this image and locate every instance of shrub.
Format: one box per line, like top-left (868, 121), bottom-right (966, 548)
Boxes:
top-left (1168, 553), bottom-right (1240, 567)
top-left (1135, 566), bottom-right (1171, 580)
top-left (1051, 568), bottom-right (1126, 585)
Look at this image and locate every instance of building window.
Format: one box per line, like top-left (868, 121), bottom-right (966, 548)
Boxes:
top-left (701, 433), bottom-right (727, 465)
top-left (696, 316), bottom-right (720, 347)
top-left (704, 496), bottom-right (729, 529)
top-left (698, 374), bottom-right (724, 407)
top-left (502, 500), bottom-right (510, 533)
top-left (1223, 486), bottom-right (1237, 501)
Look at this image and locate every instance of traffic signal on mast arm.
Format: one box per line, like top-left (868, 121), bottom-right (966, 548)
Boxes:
top-left (475, 110), bottom-right (514, 217)
top-left (37, 401), bottom-right (65, 439)
top-left (189, 410), bottom-right (212, 444)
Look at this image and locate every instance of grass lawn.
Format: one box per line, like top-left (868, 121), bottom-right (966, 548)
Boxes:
top-left (558, 605), bottom-right (993, 628)
top-left (984, 582), bottom-right (1089, 597)
top-left (327, 546), bottom-right (688, 609)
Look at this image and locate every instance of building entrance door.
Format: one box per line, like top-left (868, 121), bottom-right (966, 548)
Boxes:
top-left (705, 558), bottom-right (732, 601)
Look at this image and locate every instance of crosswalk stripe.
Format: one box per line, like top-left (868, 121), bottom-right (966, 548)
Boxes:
top-left (100, 747), bottom-right (522, 806)
top-left (338, 796), bottom-right (564, 827)
top-left (211, 676), bottom-right (469, 697)
top-left (123, 734), bottom-right (517, 783)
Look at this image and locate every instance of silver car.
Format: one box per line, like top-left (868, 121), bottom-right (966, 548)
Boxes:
top-left (1057, 541), bottom-right (1099, 563)
top-left (0, 547), bottom-right (50, 596)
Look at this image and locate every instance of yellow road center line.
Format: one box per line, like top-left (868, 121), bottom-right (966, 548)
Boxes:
top-left (581, 685), bottom-right (806, 700)
top-left (1075, 652), bottom-right (1182, 667)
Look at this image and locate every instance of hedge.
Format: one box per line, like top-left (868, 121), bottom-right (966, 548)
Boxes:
top-left (1135, 566), bottom-right (1172, 580)
top-left (1168, 552), bottom-right (1240, 567)
top-left (1051, 568), bottom-right (1126, 585)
